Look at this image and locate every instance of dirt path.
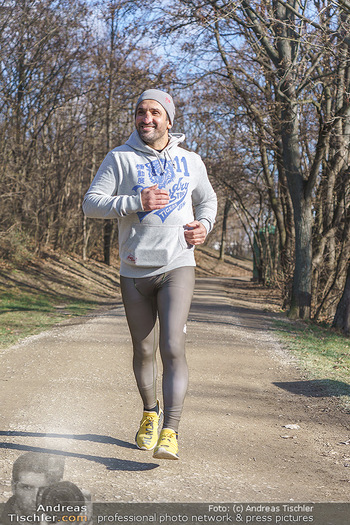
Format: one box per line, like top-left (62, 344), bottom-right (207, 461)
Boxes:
top-left (0, 277), bottom-right (349, 504)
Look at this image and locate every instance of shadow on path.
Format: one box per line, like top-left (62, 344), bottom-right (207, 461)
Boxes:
top-left (274, 379), bottom-right (350, 398)
top-left (0, 431), bottom-right (135, 449)
top-left (0, 432), bottom-right (157, 472)
top-left (189, 297), bottom-right (279, 332)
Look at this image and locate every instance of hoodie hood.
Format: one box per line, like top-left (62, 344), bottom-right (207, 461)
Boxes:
top-left (126, 130), bottom-right (185, 155)
top-left (125, 130), bottom-right (186, 176)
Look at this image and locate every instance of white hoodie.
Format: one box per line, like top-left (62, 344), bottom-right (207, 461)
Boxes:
top-left (83, 130), bottom-right (217, 277)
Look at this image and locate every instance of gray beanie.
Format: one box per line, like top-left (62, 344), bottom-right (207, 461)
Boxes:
top-left (135, 89), bottom-right (175, 124)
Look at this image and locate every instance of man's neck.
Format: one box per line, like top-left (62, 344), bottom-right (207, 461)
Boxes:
top-left (139, 134), bottom-right (170, 151)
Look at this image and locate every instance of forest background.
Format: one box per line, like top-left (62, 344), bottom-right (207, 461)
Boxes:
top-left (1, 0), bottom-right (350, 333)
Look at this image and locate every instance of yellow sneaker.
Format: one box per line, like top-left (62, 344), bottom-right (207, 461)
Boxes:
top-left (153, 428), bottom-right (179, 460)
top-left (135, 401), bottom-right (163, 451)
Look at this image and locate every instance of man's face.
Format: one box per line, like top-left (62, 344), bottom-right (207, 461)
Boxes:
top-left (135, 99), bottom-right (171, 150)
top-left (13, 471), bottom-right (48, 513)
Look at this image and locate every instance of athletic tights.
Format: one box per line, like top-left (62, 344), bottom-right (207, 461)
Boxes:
top-left (120, 266), bottom-right (195, 432)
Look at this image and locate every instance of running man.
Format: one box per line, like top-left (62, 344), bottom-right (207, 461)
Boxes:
top-left (83, 89), bottom-right (217, 459)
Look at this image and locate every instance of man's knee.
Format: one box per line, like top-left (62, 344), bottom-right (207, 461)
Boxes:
top-left (133, 342), bottom-right (157, 361)
top-left (160, 340), bottom-right (186, 364)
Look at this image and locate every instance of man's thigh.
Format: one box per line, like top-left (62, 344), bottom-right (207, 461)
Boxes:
top-left (157, 267), bottom-right (195, 344)
top-left (120, 276), bottom-right (157, 345)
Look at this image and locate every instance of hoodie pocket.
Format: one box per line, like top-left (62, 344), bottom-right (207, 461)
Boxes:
top-left (121, 223), bottom-right (189, 267)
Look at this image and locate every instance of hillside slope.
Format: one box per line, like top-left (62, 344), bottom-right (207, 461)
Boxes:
top-left (1, 246), bottom-right (253, 306)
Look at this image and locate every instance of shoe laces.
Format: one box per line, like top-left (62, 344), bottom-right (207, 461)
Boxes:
top-left (140, 412), bottom-right (158, 434)
top-left (159, 429), bottom-right (177, 445)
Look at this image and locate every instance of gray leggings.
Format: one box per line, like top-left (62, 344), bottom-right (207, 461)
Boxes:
top-left (120, 266), bottom-right (195, 432)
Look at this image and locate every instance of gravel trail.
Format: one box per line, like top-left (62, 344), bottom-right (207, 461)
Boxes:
top-left (0, 277), bottom-right (349, 504)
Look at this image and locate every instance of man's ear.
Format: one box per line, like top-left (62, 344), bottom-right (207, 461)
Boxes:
top-left (167, 121), bottom-right (172, 130)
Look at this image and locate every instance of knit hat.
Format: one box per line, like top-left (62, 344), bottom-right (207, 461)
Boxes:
top-left (135, 89), bottom-right (175, 124)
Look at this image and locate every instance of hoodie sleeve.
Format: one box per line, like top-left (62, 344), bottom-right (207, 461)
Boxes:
top-left (192, 157), bottom-right (217, 233)
top-left (82, 152), bottom-right (143, 218)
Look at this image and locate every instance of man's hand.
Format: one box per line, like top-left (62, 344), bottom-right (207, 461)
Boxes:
top-left (141, 184), bottom-right (170, 211)
top-left (184, 221), bottom-right (207, 245)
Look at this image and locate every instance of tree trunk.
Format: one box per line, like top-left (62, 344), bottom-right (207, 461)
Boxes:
top-left (103, 5), bottom-right (117, 267)
top-left (275, 2), bottom-right (312, 319)
top-left (280, 95), bottom-right (312, 318)
top-left (288, 197), bottom-right (313, 319)
top-left (82, 215), bottom-right (90, 262)
top-left (220, 198), bottom-right (231, 261)
top-left (332, 261), bottom-right (350, 334)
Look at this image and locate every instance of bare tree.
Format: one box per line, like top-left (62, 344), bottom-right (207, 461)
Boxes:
top-left (148, 0), bottom-right (350, 320)
top-left (0, 0), bottom-right (91, 248)
top-left (0, 0), bottom-right (176, 264)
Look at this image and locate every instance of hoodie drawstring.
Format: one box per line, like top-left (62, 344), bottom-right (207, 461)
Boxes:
top-left (154, 149), bottom-right (177, 176)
